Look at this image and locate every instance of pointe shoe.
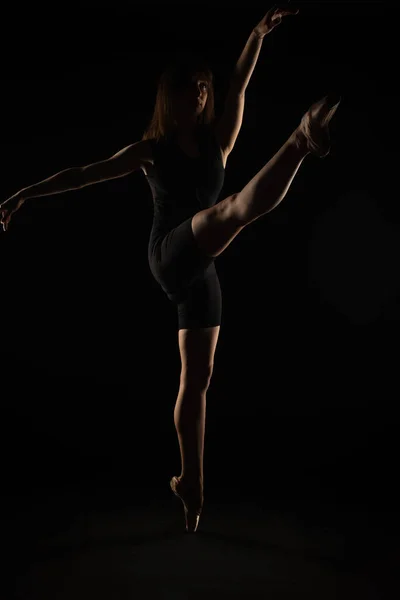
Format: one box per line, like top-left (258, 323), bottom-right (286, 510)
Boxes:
top-left (299, 94), bottom-right (341, 158)
top-left (170, 476), bottom-right (203, 533)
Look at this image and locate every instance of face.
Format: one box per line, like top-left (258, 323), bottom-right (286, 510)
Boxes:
top-left (174, 72), bottom-right (210, 120)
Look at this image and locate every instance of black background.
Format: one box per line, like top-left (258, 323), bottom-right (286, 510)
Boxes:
top-left (1, 1), bottom-right (398, 528)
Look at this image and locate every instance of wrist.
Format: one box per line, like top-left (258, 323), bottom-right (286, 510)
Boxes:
top-left (252, 28), bottom-right (266, 41)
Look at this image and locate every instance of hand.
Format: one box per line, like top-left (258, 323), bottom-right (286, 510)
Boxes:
top-left (254, 4), bottom-right (299, 38)
top-left (0, 190), bottom-right (26, 231)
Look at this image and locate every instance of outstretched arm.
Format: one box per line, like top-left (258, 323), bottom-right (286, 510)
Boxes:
top-left (215, 5), bottom-right (299, 157)
top-left (0, 139), bottom-right (150, 231)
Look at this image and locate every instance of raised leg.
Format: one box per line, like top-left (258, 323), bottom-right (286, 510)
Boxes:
top-left (192, 95), bottom-right (340, 257)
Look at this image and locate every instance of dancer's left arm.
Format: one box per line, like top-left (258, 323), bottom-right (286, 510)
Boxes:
top-left (216, 5), bottom-right (299, 158)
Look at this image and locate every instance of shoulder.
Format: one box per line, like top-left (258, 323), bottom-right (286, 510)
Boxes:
top-left (138, 138), bottom-right (157, 176)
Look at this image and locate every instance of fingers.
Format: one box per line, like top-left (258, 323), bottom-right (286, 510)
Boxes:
top-left (1, 210), bottom-right (10, 232)
top-left (267, 6), bottom-right (298, 29)
top-left (281, 8), bottom-right (299, 16)
top-left (274, 6), bottom-right (299, 18)
top-left (3, 217), bottom-right (12, 231)
top-left (0, 199), bottom-right (22, 231)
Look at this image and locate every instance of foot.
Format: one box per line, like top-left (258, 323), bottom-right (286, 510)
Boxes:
top-left (298, 94), bottom-right (341, 158)
top-left (170, 475), bottom-right (204, 533)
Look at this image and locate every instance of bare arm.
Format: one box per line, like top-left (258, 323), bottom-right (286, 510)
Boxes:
top-left (20, 140), bottom-right (149, 200)
top-left (0, 139), bottom-right (151, 231)
top-left (229, 30), bottom-right (265, 97)
top-left (230, 5), bottom-right (299, 95)
top-left (214, 30), bottom-right (263, 158)
top-left (215, 6), bottom-right (298, 157)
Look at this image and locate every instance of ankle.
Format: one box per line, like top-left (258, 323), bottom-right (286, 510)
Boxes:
top-left (179, 474), bottom-right (203, 488)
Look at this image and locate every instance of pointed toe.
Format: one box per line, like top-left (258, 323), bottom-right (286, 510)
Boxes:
top-left (300, 95), bottom-right (341, 157)
top-left (170, 476), bottom-right (203, 533)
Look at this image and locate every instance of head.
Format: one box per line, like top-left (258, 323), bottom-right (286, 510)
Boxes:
top-left (142, 55), bottom-right (215, 141)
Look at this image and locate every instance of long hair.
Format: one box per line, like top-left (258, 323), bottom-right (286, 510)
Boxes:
top-left (142, 54), bottom-right (216, 142)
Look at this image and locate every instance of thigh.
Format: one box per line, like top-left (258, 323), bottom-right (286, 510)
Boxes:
top-left (150, 216), bottom-right (215, 298)
top-left (176, 265), bottom-right (222, 330)
top-left (178, 324), bottom-right (221, 377)
top-left (191, 193), bottom-right (245, 258)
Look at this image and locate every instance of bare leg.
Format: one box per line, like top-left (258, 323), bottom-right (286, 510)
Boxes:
top-left (234, 129), bottom-right (309, 224)
top-left (236, 93), bottom-right (341, 224)
top-left (192, 95), bottom-right (340, 257)
top-left (172, 383), bottom-right (206, 533)
top-left (192, 131), bottom-right (308, 257)
top-left (174, 382), bottom-right (206, 484)
top-left (171, 326), bottom-right (220, 532)
top-left (174, 327), bottom-right (219, 486)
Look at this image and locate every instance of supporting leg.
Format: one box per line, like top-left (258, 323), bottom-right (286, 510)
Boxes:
top-left (171, 325), bottom-right (220, 532)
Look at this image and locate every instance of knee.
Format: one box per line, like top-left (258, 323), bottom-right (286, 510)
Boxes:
top-left (181, 363), bottom-right (214, 392)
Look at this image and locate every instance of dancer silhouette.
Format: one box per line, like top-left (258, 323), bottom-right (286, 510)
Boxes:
top-left (0, 6), bottom-right (340, 532)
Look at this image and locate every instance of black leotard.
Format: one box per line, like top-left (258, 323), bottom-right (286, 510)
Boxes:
top-left (145, 125), bottom-right (225, 330)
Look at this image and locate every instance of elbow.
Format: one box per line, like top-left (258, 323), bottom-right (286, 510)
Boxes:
top-left (78, 165), bottom-right (97, 188)
top-left (228, 83), bottom-right (246, 100)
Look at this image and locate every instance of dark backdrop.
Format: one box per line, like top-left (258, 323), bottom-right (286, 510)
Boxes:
top-left (1, 2), bottom-right (398, 517)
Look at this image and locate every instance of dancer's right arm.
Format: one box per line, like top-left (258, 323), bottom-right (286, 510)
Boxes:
top-left (0, 139), bottom-right (150, 231)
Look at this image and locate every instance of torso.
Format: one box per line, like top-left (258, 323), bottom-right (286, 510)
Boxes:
top-left (145, 125), bottom-right (226, 251)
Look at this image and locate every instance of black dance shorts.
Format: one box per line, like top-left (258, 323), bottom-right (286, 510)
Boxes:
top-left (148, 216), bottom-right (222, 330)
